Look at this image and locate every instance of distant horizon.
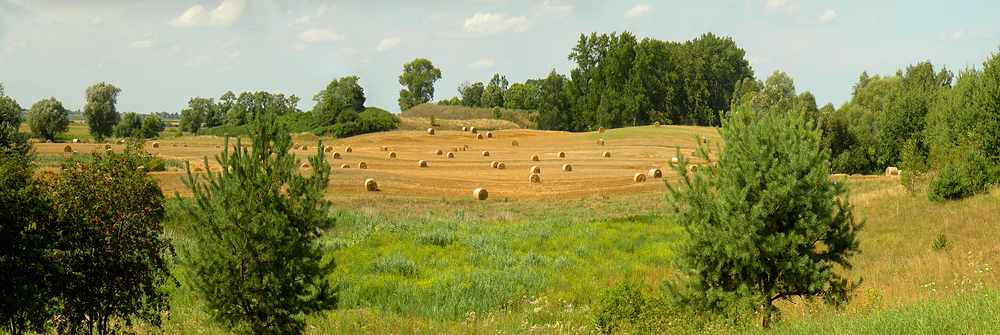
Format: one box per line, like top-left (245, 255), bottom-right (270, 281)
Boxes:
top-left (2, 0), bottom-right (998, 115)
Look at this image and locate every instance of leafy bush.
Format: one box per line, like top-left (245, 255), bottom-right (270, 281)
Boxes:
top-left (280, 111), bottom-right (319, 133)
top-left (928, 162), bottom-right (971, 202)
top-left (197, 124), bottom-right (248, 137)
top-left (312, 107), bottom-right (399, 138)
top-left (594, 281), bottom-right (653, 334)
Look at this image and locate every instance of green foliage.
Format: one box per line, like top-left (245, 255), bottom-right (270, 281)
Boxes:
top-left (279, 111), bottom-right (319, 133)
top-left (83, 82), bottom-right (122, 141)
top-left (665, 102), bottom-right (863, 328)
top-left (481, 74), bottom-right (508, 108)
top-left (114, 111), bottom-right (143, 138)
top-left (927, 161), bottom-right (972, 202)
top-left (311, 107), bottom-right (399, 138)
top-left (398, 58), bottom-right (442, 111)
top-left (594, 281), bottom-right (653, 334)
top-left (26, 97), bottom-right (69, 141)
top-left (899, 138), bottom-right (929, 196)
top-left (931, 232), bottom-right (951, 252)
top-left (458, 81), bottom-right (484, 107)
top-left (491, 107), bottom-right (501, 119)
top-left (180, 97), bottom-right (214, 133)
top-left (45, 141), bottom-right (176, 335)
top-left (141, 114), bottom-right (165, 138)
top-left (0, 91), bottom-right (31, 159)
top-left (312, 75), bottom-right (366, 127)
top-left (429, 113), bottom-right (436, 126)
top-left (503, 82), bottom-right (541, 110)
top-left (180, 113), bottom-right (337, 335)
top-left (536, 70), bottom-right (571, 131)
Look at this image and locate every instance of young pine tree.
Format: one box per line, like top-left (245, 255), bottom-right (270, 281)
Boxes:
top-left (180, 113), bottom-right (336, 335)
top-left (665, 103), bottom-right (863, 329)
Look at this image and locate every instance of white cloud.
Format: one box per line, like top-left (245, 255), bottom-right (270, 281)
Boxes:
top-left (468, 59), bottom-right (496, 70)
top-left (376, 38), bottom-right (401, 52)
top-left (227, 51), bottom-right (240, 59)
top-left (340, 47), bottom-right (358, 55)
top-left (942, 29), bottom-right (964, 41)
top-left (288, 15), bottom-right (310, 27)
top-left (88, 16), bottom-right (103, 26)
top-left (622, 4), bottom-right (652, 20)
top-left (765, 0), bottom-right (801, 15)
top-left (168, 0), bottom-right (247, 28)
top-left (182, 55), bottom-right (212, 68)
top-left (316, 3), bottom-right (334, 18)
top-left (168, 46), bottom-right (181, 56)
top-left (297, 28), bottom-right (345, 43)
top-left (818, 9), bottom-right (838, 23)
top-left (128, 40), bottom-right (153, 49)
top-left (4, 41), bottom-right (27, 54)
top-left (462, 12), bottom-right (535, 36)
top-left (533, 0), bottom-right (573, 19)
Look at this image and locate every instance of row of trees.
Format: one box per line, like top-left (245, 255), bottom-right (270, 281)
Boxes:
top-left (445, 74), bottom-right (543, 111)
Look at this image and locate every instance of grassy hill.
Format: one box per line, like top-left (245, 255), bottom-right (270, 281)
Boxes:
top-left (401, 103), bottom-right (536, 129)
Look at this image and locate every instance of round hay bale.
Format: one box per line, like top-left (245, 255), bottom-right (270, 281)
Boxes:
top-left (511, 139), bottom-right (518, 146)
top-left (114, 139), bottom-right (121, 145)
top-left (634, 173), bottom-right (646, 182)
top-left (603, 151), bottom-right (610, 158)
top-left (470, 126), bottom-right (478, 133)
top-left (462, 126), bottom-right (468, 132)
top-left (332, 152), bottom-right (341, 159)
top-left (557, 151), bottom-right (565, 158)
top-left (496, 162), bottom-right (505, 169)
top-left (886, 166), bottom-right (900, 176)
top-left (365, 178), bottom-right (378, 192)
top-left (690, 150), bottom-right (697, 157)
top-left (389, 151), bottom-right (397, 158)
top-left (654, 121), bottom-right (661, 127)
top-left (435, 149), bottom-right (443, 155)
top-left (72, 138), bottom-right (79, 143)
top-left (530, 166), bottom-right (540, 173)
top-left (491, 161), bottom-right (499, 168)
top-left (137, 165), bottom-right (145, 171)
top-left (649, 168), bottom-right (662, 178)
top-left (701, 136), bottom-right (707, 144)
top-left (215, 145), bottom-right (221, 148)
top-left (293, 143), bottom-right (300, 150)
top-left (301, 145), bottom-right (309, 151)
top-left (418, 160), bottom-right (428, 167)
top-left (341, 164), bottom-right (350, 169)
top-left (598, 139), bottom-right (604, 146)
top-left (63, 145), bottom-right (73, 152)
top-left (688, 164), bottom-right (699, 172)
top-left (194, 167), bottom-right (203, 172)
top-left (346, 146), bottom-right (353, 153)
top-left (380, 146), bottom-right (388, 151)
top-left (486, 132), bottom-right (493, 138)
top-left (324, 146), bottom-right (334, 152)
top-left (529, 173), bottom-right (541, 183)
top-left (463, 144), bottom-right (469, 149)
top-left (482, 150), bottom-right (490, 157)
top-left (447, 152), bottom-right (454, 158)
top-left (152, 142), bottom-right (159, 148)
top-left (452, 146), bottom-right (458, 152)
top-left (427, 128), bottom-right (435, 135)
top-left (476, 133), bottom-right (484, 140)
top-left (671, 157), bottom-right (679, 165)
top-left (562, 164), bottom-right (572, 172)
top-left (531, 154), bottom-right (539, 161)
top-left (598, 126), bottom-right (606, 133)
top-left (104, 144), bottom-right (112, 149)
top-left (473, 188), bottom-right (488, 200)
top-left (183, 144), bottom-right (188, 147)
top-left (301, 162), bottom-right (310, 168)
top-left (72, 150), bottom-right (79, 155)
top-left (172, 143), bottom-right (177, 147)
top-left (83, 139), bottom-right (89, 143)
top-left (358, 162), bottom-right (368, 169)
top-left (44, 139), bottom-right (52, 143)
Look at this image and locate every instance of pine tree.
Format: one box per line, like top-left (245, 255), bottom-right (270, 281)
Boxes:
top-left (180, 113), bottom-right (336, 335)
top-left (665, 103), bottom-right (863, 328)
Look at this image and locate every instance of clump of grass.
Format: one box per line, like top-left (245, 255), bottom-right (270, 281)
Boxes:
top-left (933, 232), bottom-right (952, 252)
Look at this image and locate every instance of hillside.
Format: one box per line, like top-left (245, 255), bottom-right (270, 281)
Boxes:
top-left (400, 103), bottom-right (536, 129)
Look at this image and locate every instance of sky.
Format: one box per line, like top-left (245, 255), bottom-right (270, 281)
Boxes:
top-left (1, 0), bottom-right (998, 115)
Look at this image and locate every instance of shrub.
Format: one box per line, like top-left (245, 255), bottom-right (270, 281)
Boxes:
top-left (140, 114), bottom-right (165, 138)
top-left (594, 281), bottom-right (653, 334)
top-left (492, 107), bottom-right (501, 119)
top-left (927, 162), bottom-right (970, 202)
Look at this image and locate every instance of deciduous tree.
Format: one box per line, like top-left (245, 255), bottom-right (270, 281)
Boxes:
top-left (312, 75), bottom-right (366, 127)
top-left (83, 82), bottom-right (121, 141)
top-left (27, 97), bottom-right (70, 142)
top-left (398, 58), bottom-right (441, 111)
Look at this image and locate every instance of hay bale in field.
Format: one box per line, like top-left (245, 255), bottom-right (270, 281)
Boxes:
top-left (648, 168), bottom-right (662, 178)
top-left (365, 178), bottom-right (378, 192)
top-left (301, 145), bottom-right (309, 151)
top-left (531, 154), bottom-right (539, 161)
top-left (598, 139), bottom-right (604, 146)
top-left (389, 151), bottom-right (397, 158)
top-left (688, 164), bottom-right (699, 172)
top-left (83, 139), bottom-right (89, 143)
top-left (113, 139), bottom-right (120, 145)
top-left (474, 188), bottom-right (488, 200)
top-left (603, 151), bottom-right (610, 158)
top-left (104, 144), bottom-right (112, 150)
top-left (418, 160), bottom-right (427, 167)
top-left (341, 164), bottom-right (350, 169)
top-left (152, 142), bottom-right (159, 148)
top-left (701, 136), bottom-right (707, 144)
top-left (72, 150), bottom-right (79, 155)
top-left (496, 162), bottom-right (505, 169)
top-left (346, 146), bottom-right (353, 153)
top-left (358, 162), bottom-right (368, 169)
top-left (654, 121), bottom-right (661, 127)
top-left (215, 145), bottom-right (221, 148)
top-left (63, 145), bottom-right (72, 152)
top-left (463, 144), bottom-right (469, 149)
top-left (324, 146), bottom-right (334, 152)
top-left (45, 139), bottom-right (52, 143)
top-left (301, 162), bottom-right (310, 168)
top-left (885, 166), bottom-right (900, 176)
top-left (486, 132), bottom-right (493, 138)
top-left (427, 128), bottom-right (435, 135)
top-left (435, 149), bottom-right (443, 155)
top-left (511, 140), bottom-right (518, 146)
top-left (452, 146), bottom-right (458, 152)
top-left (460, 146), bottom-right (466, 151)
top-left (183, 144), bottom-right (188, 147)
top-left (172, 144), bottom-right (177, 147)
top-left (562, 164), bottom-right (572, 172)
top-left (690, 149), bottom-right (696, 157)
top-left (470, 126), bottom-right (478, 133)
top-left (447, 152), bottom-right (454, 158)
top-left (634, 173), bottom-right (646, 182)
top-left (671, 157), bottom-right (679, 165)
top-left (598, 126), bottom-right (606, 133)
top-left (462, 126), bottom-right (468, 132)
top-left (491, 161), bottom-right (499, 168)
top-left (332, 152), bottom-right (341, 159)
top-left (529, 173), bottom-right (541, 183)
top-left (476, 133), bottom-right (484, 140)
top-left (107, 147), bottom-right (113, 151)
top-left (557, 151), bottom-right (565, 158)
top-left (194, 167), bottom-right (203, 172)
top-left (482, 150), bottom-right (490, 157)
top-left (72, 138), bottom-right (79, 143)
top-left (293, 143), bottom-right (300, 150)
top-left (530, 166), bottom-right (540, 173)
top-left (380, 146), bottom-right (388, 151)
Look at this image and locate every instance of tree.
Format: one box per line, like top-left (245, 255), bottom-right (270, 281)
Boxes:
top-left (181, 97), bottom-right (216, 133)
top-left (45, 141), bottom-right (176, 335)
top-left (181, 113), bottom-right (337, 335)
top-left (665, 102), bottom-right (863, 329)
top-left (536, 70), bottom-right (571, 131)
top-left (504, 82), bottom-right (540, 110)
top-left (141, 114), bottom-right (165, 138)
top-left (113, 111), bottom-right (143, 138)
top-left (458, 81), bottom-right (484, 107)
top-left (83, 82), bottom-right (122, 141)
top-left (0, 84), bottom-right (31, 158)
top-left (398, 58), bottom-right (442, 111)
top-left (27, 97), bottom-right (70, 142)
top-left (481, 73), bottom-right (508, 108)
top-left (312, 75), bottom-right (366, 127)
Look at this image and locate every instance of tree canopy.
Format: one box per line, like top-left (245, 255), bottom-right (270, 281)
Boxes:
top-left (27, 97), bottom-right (70, 142)
top-left (83, 82), bottom-right (122, 141)
top-left (398, 58), bottom-right (442, 111)
top-left (312, 75), bottom-right (366, 127)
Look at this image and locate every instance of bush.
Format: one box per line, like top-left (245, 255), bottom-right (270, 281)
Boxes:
top-left (140, 114), bottom-right (165, 138)
top-left (280, 111), bottom-right (319, 133)
top-left (312, 107), bottom-right (399, 138)
top-left (594, 281), bottom-right (653, 334)
top-left (928, 162), bottom-right (971, 202)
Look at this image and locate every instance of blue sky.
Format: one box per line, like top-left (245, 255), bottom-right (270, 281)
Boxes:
top-left (1, 0), bottom-right (998, 114)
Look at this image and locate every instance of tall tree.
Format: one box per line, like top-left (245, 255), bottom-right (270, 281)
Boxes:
top-left (503, 82), bottom-right (540, 110)
top-left (27, 97), bottom-right (69, 142)
top-left (397, 58), bottom-right (442, 111)
top-left (312, 75), bottom-right (366, 127)
top-left (113, 111), bottom-right (143, 138)
top-left (536, 70), bottom-right (571, 131)
top-left (0, 84), bottom-right (30, 159)
top-left (181, 113), bottom-right (337, 335)
top-left (83, 82), bottom-right (122, 141)
top-left (666, 102), bottom-right (862, 329)
top-left (481, 73), bottom-right (509, 108)
top-left (458, 81), bottom-right (484, 107)
top-left (181, 97), bottom-right (216, 133)
top-left (141, 114), bottom-right (165, 138)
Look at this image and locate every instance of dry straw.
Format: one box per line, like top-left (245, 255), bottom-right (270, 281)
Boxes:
top-left (701, 136), bottom-right (707, 144)
top-left (690, 150), bottom-right (696, 157)
top-left (152, 142), bottom-right (158, 148)
top-left (529, 173), bottom-right (541, 183)
top-left (671, 157), bottom-right (679, 165)
top-left (346, 147), bottom-right (353, 153)
top-left (491, 161), bottom-right (499, 168)
top-left (477, 133), bottom-right (484, 140)
top-left (557, 151), bottom-right (566, 158)
top-left (72, 150), bottom-right (79, 155)
top-left (427, 128), bottom-right (435, 135)
top-left (648, 168), bottom-right (662, 178)
top-left (562, 164), bottom-right (572, 172)
top-left (452, 146), bottom-right (458, 152)
top-left (380, 146), bottom-right (388, 151)
top-left (172, 144), bottom-right (177, 147)
top-left (598, 126), bottom-right (606, 133)
top-left (496, 162), bottom-right (505, 169)
top-left (603, 151), bottom-right (610, 158)
top-left (486, 132), bottom-right (493, 138)
top-left (215, 145), bottom-right (221, 148)
top-left (332, 152), bottom-right (341, 159)
top-left (324, 146), bottom-right (334, 152)
top-left (63, 145), bottom-right (73, 152)
top-left (104, 144), bottom-right (112, 150)
top-left (365, 178), bottom-right (378, 192)
top-left (886, 166), bottom-right (900, 176)
top-left (530, 166), bottom-right (540, 173)
top-left (462, 126), bottom-right (468, 132)
top-left (358, 162), bottom-right (368, 169)
top-left (72, 138), bottom-right (79, 143)
top-left (341, 164), bottom-right (350, 169)
top-left (435, 149), bottom-right (443, 155)
top-left (301, 145), bottom-right (308, 151)
top-left (83, 139), bottom-right (89, 143)
top-left (301, 162), bottom-right (310, 168)
top-left (634, 173), bottom-right (646, 182)
top-left (531, 154), bottom-right (539, 161)
top-left (598, 139), bottom-right (604, 146)
top-left (389, 151), bottom-right (397, 158)
top-left (293, 143), bottom-right (300, 150)
top-left (482, 150), bottom-right (490, 157)
top-left (470, 126), bottom-right (478, 133)
top-left (418, 160), bottom-right (428, 167)
top-left (654, 121), bottom-right (661, 127)
top-left (447, 152), bottom-right (454, 158)
top-left (511, 140), bottom-right (518, 146)
top-left (183, 144), bottom-right (188, 147)
top-left (688, 164), bottom-right (699, 172)
top-left (473, 188), bottom-right (488, 200)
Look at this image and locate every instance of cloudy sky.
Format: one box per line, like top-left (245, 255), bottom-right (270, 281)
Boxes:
top-left (1, 0), bottom-right (998, 114)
